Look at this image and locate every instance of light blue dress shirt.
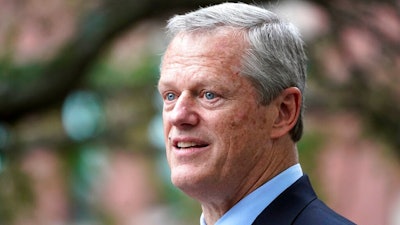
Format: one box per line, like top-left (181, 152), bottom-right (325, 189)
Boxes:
top-left (200, 164), bottom-right (303, 225)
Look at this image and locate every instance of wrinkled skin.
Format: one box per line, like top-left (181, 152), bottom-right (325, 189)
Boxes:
top-left (158, 29), bottom-right (300, 225)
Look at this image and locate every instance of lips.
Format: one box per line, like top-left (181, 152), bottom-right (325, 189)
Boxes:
top-left (176, 142), bottom-right (209, 149)
top-left (172, 138), bottom-right (209, 149)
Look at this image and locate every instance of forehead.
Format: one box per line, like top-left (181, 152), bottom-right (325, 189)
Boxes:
top-left (160, 29), bottom-right (248, 85)
top-left (158, 29), bottom-right (261, 102)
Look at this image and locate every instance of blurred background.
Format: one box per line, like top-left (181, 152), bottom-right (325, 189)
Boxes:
top-left (0, 0), bottom-right (399, 224)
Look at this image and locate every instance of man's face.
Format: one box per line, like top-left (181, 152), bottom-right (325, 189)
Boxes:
top-left (158, 30), bottom-right (277, 199)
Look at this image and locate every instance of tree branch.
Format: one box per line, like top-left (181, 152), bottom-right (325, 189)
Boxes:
top-left (0, 0), bottom-right (257, 122)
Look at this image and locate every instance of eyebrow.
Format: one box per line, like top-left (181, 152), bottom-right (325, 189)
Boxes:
top-left (157, 77), bottom-right (177, 91)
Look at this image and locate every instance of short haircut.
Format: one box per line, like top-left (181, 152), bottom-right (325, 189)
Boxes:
top-left (166, 3), bottom-right (307, 142)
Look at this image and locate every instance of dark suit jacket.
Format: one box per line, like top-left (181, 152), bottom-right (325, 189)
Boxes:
top-left (252, 175), bottom-right (356, 225)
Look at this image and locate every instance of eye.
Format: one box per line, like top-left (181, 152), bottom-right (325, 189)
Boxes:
top-left (165, 92), bottom-right (176, 101)
top-left (204, 91), bottom-right (216, 100)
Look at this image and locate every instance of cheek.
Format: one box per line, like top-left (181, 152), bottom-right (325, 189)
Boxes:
top-left (229, 112), bottom-right (249, 128)
top-left (215, 111), bottom-right (255, 148)
top-left (227, 106), bottom-right (266, 130)
top-left (162, 112), bottom-right (170, 136)
top-left (229, 113), bottom-right (266, 130)
top-left (222, 106), bottom-right (271, 149)
top-left (215, 110), bottom-right (265, 170)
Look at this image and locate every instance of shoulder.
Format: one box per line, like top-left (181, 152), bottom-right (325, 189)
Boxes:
top-left (294, 198), bottom-right (356, 225)
top-left (252, 175), bottom-right (356, 225)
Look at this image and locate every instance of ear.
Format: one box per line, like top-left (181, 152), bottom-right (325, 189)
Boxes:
top-left (270, 87), bottom-right (302, 139)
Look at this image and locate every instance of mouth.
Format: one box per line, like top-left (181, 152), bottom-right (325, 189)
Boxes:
top-left (176, 142), bottom-right (209, 149)
top-left (172, 139), bottom-right (209, 150)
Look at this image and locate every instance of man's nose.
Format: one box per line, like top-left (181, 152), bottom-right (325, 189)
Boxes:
top-left (167, 92), bottom-right (199, 128)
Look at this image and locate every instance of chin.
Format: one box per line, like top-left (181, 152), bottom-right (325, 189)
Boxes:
top-left (170, 167), bottom-right (210, 196)
top-left (170, 167), bottom-right (194, 187)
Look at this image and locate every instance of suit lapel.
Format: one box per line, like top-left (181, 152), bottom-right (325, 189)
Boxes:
top-left (252, 175), bottom-right (317, 225)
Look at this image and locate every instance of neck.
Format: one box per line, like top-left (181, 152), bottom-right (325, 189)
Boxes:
top-left (201, 138), bottom-right (298, 225)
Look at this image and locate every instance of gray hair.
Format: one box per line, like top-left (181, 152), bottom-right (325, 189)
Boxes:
top-left (166, 2), bottom-right (307, 142)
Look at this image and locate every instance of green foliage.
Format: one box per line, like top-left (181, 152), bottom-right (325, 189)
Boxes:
top-left (0, 60), bottom-right (45, 88)
top-left (0, 159), bottom-right (34, 224)
top-left (298, 131), bottom-right (325, 175)
top-left (298, 131), bottom-right (327, 198)
top-left (86, 53), bottom-right (160, 91)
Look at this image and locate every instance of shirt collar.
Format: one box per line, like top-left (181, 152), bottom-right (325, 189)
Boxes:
top-left (200, 164), bottom-right (303, 225)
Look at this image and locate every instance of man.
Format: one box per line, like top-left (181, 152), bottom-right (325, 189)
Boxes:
top-left (157, 2), bottom-right (355, 225)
